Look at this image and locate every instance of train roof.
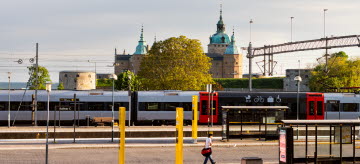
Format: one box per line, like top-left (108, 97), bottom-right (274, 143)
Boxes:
top-left (137, 91), bottom-right (199, 97)
top-left (0, 90), bottom-right (129, 102)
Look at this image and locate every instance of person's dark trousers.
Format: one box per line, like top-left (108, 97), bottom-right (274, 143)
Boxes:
top-left (203, 155), bottom-right (215, 164)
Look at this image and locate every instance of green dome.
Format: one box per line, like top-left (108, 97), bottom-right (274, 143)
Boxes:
top-left (210, 32), bottom-right (230, 44)
top-left (224, 31), bottom-right (239, 54)
top-left (209, 4), bottom-right (230, 44)
top-left (134, 26), bottom-right (147, 55)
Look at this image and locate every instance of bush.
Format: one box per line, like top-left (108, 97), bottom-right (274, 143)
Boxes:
top-left (214, 77), bottom-right (283, 89)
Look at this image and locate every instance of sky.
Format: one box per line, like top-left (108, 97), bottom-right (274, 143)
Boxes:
top-left (0, 0), bottom-right (360, 82)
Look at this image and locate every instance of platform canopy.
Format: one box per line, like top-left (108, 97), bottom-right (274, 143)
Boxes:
top-left (221, 106), bottom-right (289, 110)
top-left (281, 120), bottom-right (360, 125)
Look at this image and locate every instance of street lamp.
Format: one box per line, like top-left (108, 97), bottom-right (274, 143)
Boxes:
top-left (323, 9), bottom-right (328, 38)
top-left (110, 74), bottom-right (118, 142)
top-left (290, 17), bottom-right (294, 42)
top-left (45, 82), bottom-right (52, 164)
top-left (294, 75), bottom-right (302, 140)
top-left (8, 72), bottom-right (11, 128)
top-left (128, 73), bottom-right (132, 127)
top-left (294, 76), bottom-right (302, 121)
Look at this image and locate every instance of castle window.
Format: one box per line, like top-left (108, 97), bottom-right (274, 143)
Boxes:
top-left (236, 62), bottom-right (238, 65)
top-left (76, 74), bottom-right (80, 77)
top-left (64, 74), bottom-right (67, 77)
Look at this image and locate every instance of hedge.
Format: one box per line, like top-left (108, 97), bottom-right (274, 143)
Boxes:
top-left (214, 77), bottom-right (284, 89)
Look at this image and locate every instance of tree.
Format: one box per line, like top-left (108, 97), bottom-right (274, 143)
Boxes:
top-left (115, 70), bottom-right (142, 91)
top-left (309, 51), bottom-right (360, 92)
top-left (138, 36), bottom-right (213, 90)
top-left (57, 82), bottom-right (64, 90)
top-left (27, 65), bottom-right (51, 90)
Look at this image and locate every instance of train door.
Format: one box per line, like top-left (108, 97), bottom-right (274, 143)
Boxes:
top-left (306, 93), bottom-right (324, 120)
top-left (199, 92), bottom-right (218, 124)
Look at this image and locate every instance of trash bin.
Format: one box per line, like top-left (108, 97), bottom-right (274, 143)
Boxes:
top-left (85, 115), bottom-right (90, 126)
top-left (241, 157), bottom-right (263, 164)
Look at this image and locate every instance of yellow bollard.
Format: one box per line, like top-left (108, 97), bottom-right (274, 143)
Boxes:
top-left (192, 95), bottom-right (198, 143)
top-left (119, 107), bottom-right (126, 164)
top-left (175, 107), bottom-right (183, 164)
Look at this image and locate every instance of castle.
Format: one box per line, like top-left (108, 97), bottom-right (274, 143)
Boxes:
top-left (114, 6), bottom-right (243, 78)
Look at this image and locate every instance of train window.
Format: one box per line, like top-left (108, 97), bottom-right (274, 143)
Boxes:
top-left (182, 102), bottom-right (192, 111)
top-left (88, 102), bottom-right (104, 111)
top-left (0, 103), bottom-right (5, 110)
top-left (37, 102), bottom-right (46, 111)
top-left (309, 101), bottom-right (315, 115)
top-left (146, 102), bottom-right (159, 111)
top-left (317, 101), bottom-right (323, 115)
top-left (114, 102), bottom-right (129, 111)
top-left (326, 101), bottom-right (340, 111)
top-left (201, 100), bottom-right (207, 115)
top-left (164, 102), bottom-right (178, 111)
top-left (342, 103), bottom-right (358, 112)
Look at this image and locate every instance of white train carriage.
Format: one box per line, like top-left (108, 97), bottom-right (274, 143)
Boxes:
top-left (324, 93), bottom-right (360, 119)
top-left (0, 90), bottom-right (129, 124)
top-left (136, 91), bottom-right (199, 124)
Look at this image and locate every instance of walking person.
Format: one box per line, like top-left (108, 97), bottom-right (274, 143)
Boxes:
top-left (203, 132), bottom-right (216, 164)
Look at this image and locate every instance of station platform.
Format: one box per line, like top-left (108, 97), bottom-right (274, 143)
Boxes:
top-left (0, 125), bottom-right (359, 139)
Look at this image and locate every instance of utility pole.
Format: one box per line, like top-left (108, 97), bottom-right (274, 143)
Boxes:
top-left (34, 43), bottom-right (39, 126)
top-left (8, 72), bottom-right (11, 128)
top-left (248, 42), bottom-right (253, 92)
top-left (290, 17), bottom-right (294, 42)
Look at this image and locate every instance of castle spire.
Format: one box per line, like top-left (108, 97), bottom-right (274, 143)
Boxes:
top-left (216, 3), bottom-right (225, 32)
top-left (134, 25), bottom-right (148, 55)
top-left (220, 3), bottom-right (222, 20)
top-left (139, 25), bottom-right (144, 42)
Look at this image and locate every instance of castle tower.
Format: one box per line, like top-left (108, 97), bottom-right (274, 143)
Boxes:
top-left (207, 4), bottom-right (230, 54)
top-left (131, 26), bottom-right (148, 74)
top-left (223, 30), bottom-right (243, 78)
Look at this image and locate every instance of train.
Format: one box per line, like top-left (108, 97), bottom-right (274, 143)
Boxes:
top-left (0, 90), bottom-right (359, 126)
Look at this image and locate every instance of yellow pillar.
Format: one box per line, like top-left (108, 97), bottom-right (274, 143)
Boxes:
top-left (175, 107), bottom-right (183, 164)
top-left (119, 107), bottom-right (125, 164)
top-left (192, 95), bottom-right (198, 143)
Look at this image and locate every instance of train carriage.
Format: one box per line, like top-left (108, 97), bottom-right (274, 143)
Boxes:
top-left (0, 90), bottom-right (359, 126)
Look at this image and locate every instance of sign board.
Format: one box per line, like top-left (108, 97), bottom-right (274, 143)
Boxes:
top-left (59, 98), bottom-right (79, 102)
top-left (279, 129), bottom-right (287, 162)
top-left (279, 127), bottom-right (293, 164)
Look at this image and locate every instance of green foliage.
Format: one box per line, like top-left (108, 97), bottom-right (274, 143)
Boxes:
top-left (115, 71), bottom-right (142, 91)
top-left (97, 78), bottom-right (112, 87)
top-left (214, 78), bottom-right (284, 89)
top-left (57, 82), bottom-right (64, 90)
top-left (309, 51), bottom-right (360, 92)
top-left (138, 36), bottom-right (213, 90)
top-left (27, 65), bottom-right (51, 90)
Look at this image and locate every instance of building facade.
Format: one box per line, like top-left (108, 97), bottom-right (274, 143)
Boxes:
top-left (59, 71), bottom-right (96, 90)
top-left (114, 6), bottom-right (243, 78)
top-left (283, 69), bottom-right (311, 92)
